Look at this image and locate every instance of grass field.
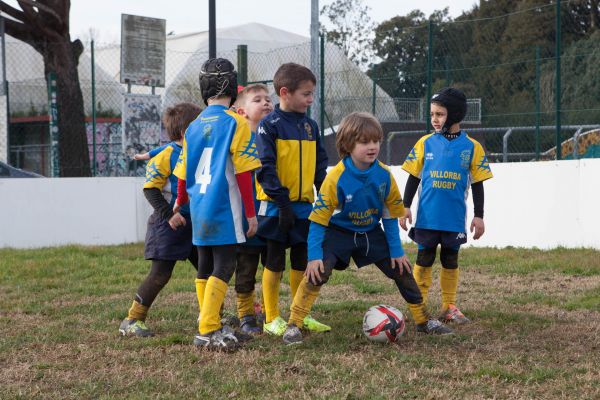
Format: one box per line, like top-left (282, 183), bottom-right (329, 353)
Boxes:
top-left (1, 244), bottom-right (599, 399)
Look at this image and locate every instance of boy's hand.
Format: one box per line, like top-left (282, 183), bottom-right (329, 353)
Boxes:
top-left (278, 204), bottom-right (296, 233)
top-left (168, 212), bottom-right (186, 230)
top-left (399, 209), bottom-right (412, 231)
top-left (470, 217), bottom-right (485, 239)
top-left (305, 260), bottom-right (325, 285)
top-left (246, 216), bottom-right (258, 238)
top-left (173, 201), bottom-right (181, 214)
top-left (391, 256), bottom-right (412, 275)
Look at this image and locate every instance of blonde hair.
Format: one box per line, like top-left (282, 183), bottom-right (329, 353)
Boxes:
top-left (234, 83), bottom-right (270, 108)
top-left (335, 112), bottom-right (383, 158)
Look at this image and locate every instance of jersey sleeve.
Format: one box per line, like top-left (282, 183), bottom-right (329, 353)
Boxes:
top-left (148, 143), bottom-right (169, 158)
top-left (229, 113), bottom-right (261, 174)
top-left (308, 170), bottom-right (340, 226)
top-left (173, 136), bottom-right (187, 180)
top-left (382, 172), bottom-right (406, 219)
top-left (143, 146), bottom-right (173, 190)
top-left (470, 141), bottom-right (493, 183)
top-left (401, 135), bottom-right (428, 178)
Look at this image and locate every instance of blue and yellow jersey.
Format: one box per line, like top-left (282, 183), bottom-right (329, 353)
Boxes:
top-left (173, 104), bottom-right (261, 246)
top-left (255, 104), bottom-right (328, 218)
top-left (402, 131), bottom-right (493, 233)
top-left (309, 157), bottom-right (405, 232)
top-left (143, 142), bottom-right (189, 216)
top-left (148, 143), bottom-right (169, 158)
top-left (241, 131), bottom-right (265, 247)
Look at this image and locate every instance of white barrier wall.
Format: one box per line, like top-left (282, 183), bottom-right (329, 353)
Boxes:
top-left (0, 177), bottom-right (151, 248)
top-left (391, 158), bottom-right (600, 249)
top-left (0, 159), bottom-right (599, 249)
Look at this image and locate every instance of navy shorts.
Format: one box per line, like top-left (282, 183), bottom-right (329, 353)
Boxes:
top-left (144, 212), bottom-right (194, 261)
top-left (256, 216), bottom-right (310, 246)
top-left (409, 227), bottom-right (466, 249)
top-left (323, 224), bottom-right (390, 270)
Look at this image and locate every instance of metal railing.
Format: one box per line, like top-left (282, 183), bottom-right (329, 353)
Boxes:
top-left (386, 125), bottom-right (600, 165)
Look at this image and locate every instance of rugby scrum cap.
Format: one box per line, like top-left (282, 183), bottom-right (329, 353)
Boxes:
top-left (199, 58), bottom-right (238, 106)
top-left (431, 87), bottom-right (467, 127)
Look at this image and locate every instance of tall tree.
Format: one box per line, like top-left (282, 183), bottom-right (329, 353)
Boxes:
top-left (320, 0), bottom-right (376, 70)
top-left (369, 9), bottom-right (451, 98)
top-left (1, 0), bottom-right (90, 176)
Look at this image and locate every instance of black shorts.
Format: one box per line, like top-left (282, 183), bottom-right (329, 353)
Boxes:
top-left (144, 212), bottom-right (194, 261)
top-left (264, 240), bottom-right (307, 272)
top-left (323, 224), bottom-right (390, 270)
top-left (238, 244), bottom-right (267, 257)
top-left (197, 244), bottom-right (238, 282)
top-left (409, 227), bottom-right (466, 249)
top-left (256, 216), bottom-right (310, 246)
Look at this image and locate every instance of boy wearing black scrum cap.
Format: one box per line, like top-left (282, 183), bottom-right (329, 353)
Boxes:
top-left (399, 87), bottom-right (493, 329)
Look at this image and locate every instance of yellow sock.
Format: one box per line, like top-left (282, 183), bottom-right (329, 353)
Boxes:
top-left (199, 276), bottom-right (228, 335)
top-left (289, 277), bottom-right (321, 328)
top-left (440, 267), bottom-right (459, 310)
top-left (236, 291), bottom-right (255, 319)
top-left (195, 278), bottom-right (207, 314)
top-left (407, 303), bottom-right (429, 325)
top-left (289, 269), bottom-right (304, 301)
top-left (262, 269), bottom-right (283, 323)
top-left (412, 264), bottom-right (433, 305)
top-left (127, 300), bottom-right (149, 321)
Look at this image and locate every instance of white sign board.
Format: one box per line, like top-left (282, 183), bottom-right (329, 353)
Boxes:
top-left (122, 94), bottom-right (161, 157)
top-left (120, 14), bottom-right (166, 87)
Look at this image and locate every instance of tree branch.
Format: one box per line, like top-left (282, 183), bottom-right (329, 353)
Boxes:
top-left (16, 0), bottom-right (63, 24)
top-left (16, 0), bottom-right (63, 41)
top-left (0, 1), bottom-right (27, 22)
top-left (3, 17), bottom-right (40, 49)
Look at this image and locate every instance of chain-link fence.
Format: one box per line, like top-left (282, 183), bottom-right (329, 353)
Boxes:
top-left (378, 1), bottom-right (600, 164)
top-left (3, 1), bottom-right (600, 176)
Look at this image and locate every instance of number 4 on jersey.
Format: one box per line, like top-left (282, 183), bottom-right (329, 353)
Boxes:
top-left (195, 148), bottom-right (212, 193)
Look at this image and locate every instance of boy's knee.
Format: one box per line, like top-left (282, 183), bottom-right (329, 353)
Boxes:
top-left (440, 248), bottom-right (459, 269)
top-left (234, 275), bottom-right (255, 293)
top-left (416, 248), bottom-right (436, 267)
top-left (316, 268), bottom-right (332, 286)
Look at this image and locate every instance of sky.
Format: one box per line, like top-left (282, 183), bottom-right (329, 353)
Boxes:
top-left (63, 0), bottom-right (479, 44)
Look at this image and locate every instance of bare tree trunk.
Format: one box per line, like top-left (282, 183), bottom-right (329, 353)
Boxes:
top-left (43, 40), bottom-right (90, 177)
top-left (1, 0), bottom-right (91, 176)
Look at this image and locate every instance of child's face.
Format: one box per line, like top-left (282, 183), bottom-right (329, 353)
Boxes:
top-left (350, 137), bottom-right (380, 169)
top-left (238, 89), bottom-right (273, 124)
top-left (280, 80), bottom-right (315, 113)
top-left (430, 103), bottom-right (448, 132)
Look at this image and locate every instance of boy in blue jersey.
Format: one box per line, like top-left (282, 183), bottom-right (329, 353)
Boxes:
top-left (282, 112), bottom-right (452, 345)
top-left (173, 58), bottom-right (261, 352)
top-left (231, 84), bottom-right (273, 334)
top-left (119, 102), bottom-right (201, 337)
top-left (400, 87), bottom-right (493, 325)
top-left (255, 63), bottom-right (330, 336)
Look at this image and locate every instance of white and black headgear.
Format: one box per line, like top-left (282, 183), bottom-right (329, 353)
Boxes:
top-left (199, 58), bottom-right (238, 106)
top-left (431, 87), bottom-right (467, 133)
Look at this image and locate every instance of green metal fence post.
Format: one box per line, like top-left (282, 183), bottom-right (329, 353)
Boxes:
top-left (371, 77), bottom-right (377, 117)
top-left (237, 44), bottom-right (248, 86)
top-left (426, 19), bottom-right (434, 133)
top-left (47, 71), bottom-right (59, 177)
top-left (320, 33), bottom-right (325, 138)
top-left (535, 45), bottom-right (540, 160)
top-left (444, 55), bottom-right (451, 87)
top-left (91, 39), bottom-right (97, 176)
top-left (555, 0), bottom-right (562, 160)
